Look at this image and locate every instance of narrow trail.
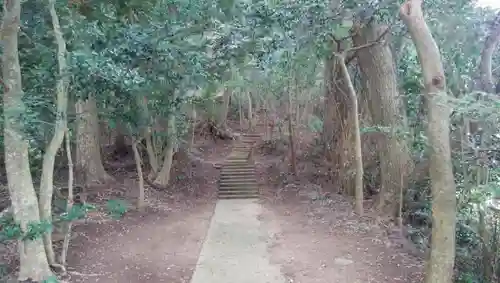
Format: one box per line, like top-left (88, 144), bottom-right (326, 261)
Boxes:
top-left (190, 199), bottom-right (286, 283)
top-left (191, 133), bottom-right (286, 282)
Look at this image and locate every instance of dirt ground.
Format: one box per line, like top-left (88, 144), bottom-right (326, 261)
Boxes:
top-left (1, 128), bottom-right (426, 283)
top-left (256, 150), bottom-right (425, 283)
top-left (66, 202), bottom-right (215, 283)
top-left (0, 138), bottom-right (232, 283)
top-left (63, 138), bottom-right (232, 283)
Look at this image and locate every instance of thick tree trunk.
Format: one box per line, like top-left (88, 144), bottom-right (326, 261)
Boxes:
top-left (39, 0), bottom-right (70, 266)
top-left (400, 1), bottom-right (457, 282)
top-left (1, 0), bottom-right (53, 280)
top-left (353, 23), bottom-right (413, 218)
top-left (75, 95), bottom-right (113, 185)
top-left (153, 114), bottom-right (176, 186)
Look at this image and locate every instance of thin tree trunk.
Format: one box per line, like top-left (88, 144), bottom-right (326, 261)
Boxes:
top-left (336, 55), bottom-right (364, 216)
top-left (301, 91), bottom-right (311, 124)
top-left (469, 12), bottom-right (500, 140)
top-left (60, 130), bottom-right (73, 269)
top-left (239, 96), bottom-right (244, 129)
top-left (2, 0), bottom-right (53, 280)
top-left (263, 102), bottom-right (269, 139)
top-left (478, 12), bottom-right (500, 93)
top-left (295, 97), bottom-right (300, 125)
top-left (247, 92), bottom-right (254, 131)
top-left (323, 55), bottom-right (353, 192)
top-left (75, 95), bottom-right (113, 185)
top-left (132, 139), bottom-right (145, 210)
top-left (145, 131), bottom-right (159, 176)
top-left (39, 0), bottom-right (70, 266)
top-left (188, 107), bottom-right (197, 151)
top-left (218, 87), bottom-right (231, 126)
top-left (287, 91), bottom-right (298, 175)
top-left (153, 114), bottom-right (176, 186)
top-left (136, 96), bottom-right (158, 177)
top-left (474, 13), bottom-right (500, 281)
top-left (400, 1), bottom-right (457, 282)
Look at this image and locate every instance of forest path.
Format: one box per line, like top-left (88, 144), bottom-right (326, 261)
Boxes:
top-left (190, 199), bottom-right (286, 283)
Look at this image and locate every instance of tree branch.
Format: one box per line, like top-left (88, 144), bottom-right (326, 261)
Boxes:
top-left (345, 25), bottom-right (391, 64)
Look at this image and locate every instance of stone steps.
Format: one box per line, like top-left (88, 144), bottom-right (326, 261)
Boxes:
top-left (217, 133), bottom-right (262, 199)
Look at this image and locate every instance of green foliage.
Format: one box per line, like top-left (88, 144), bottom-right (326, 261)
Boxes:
top-left (43, 276), bottom-right (60, 283)
top-left (0, 215), bottom-right (52, 242)
top-left (308, 116), bottom-right (323, 133)
top-left (58, 203), bottom-right (96, 222)
top-left (106, 199), bottom-right (129, 219)
top-left (360, 125), bottom-right (391, 134)
top-left (0, 201), bottom-right (93, 244)
top-left (0, 264), bottom-right (7, 281)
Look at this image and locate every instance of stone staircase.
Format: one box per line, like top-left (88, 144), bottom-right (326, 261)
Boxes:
top-left (218, 134), bottom-right (261, 199)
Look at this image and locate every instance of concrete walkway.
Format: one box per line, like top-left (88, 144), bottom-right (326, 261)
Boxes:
top-left (190, 199), bottom-right (286, 283)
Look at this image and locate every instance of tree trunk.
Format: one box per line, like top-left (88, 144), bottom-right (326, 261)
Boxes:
top-left (2, 0), bottom-right (53, 280)
top-left (336, 55), bottom-right (364, 216)
top-left (400, 1), bottom-right (457, 282)
top-left (322, 56), bottom-right (353, 192)
top-left (474, 13), bottom-right (500, 281)
top-left (300, 91), bottom-right (311, 125)
top-left (114, 121), bottom-right (128, 156)
top-left (478, 12), bottom-right (500, 93)
top-left (295, 97), bottom-right (300, 125)
top-left (132, 140), bottom-right (145, 210)
top-left (145, 131), bottom-right (159, 176)
top-left (218, 87), bottom-right (231, 126)
top-left (188, 107), bottom-right (197, 152)
top-left (39, 0), bottom-right (70, 266)
top-left (153, 114), bottom-right (176, 186)
top-left (287, 92), bottom-right (298, 175)
top-left (247, 92), bottom-right (254, 131)
top-left (469, 12), bottom-right (500, 139)
top-left (478, 207), bottom-right (492, 281)
top-left (263, 101), bottom-right (269, 139)
top-left (60, 130), bottom-right (74, 268)
top-left (239, 96), bottom-right (244, 129)
top-left (75, 95), bottom-right (113, 185)
top-left (353, 23), bottom-right (413, 218)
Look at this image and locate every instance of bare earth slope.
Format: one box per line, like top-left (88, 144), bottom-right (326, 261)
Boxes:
top-left (258, 163), bottom-right (425, 283)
